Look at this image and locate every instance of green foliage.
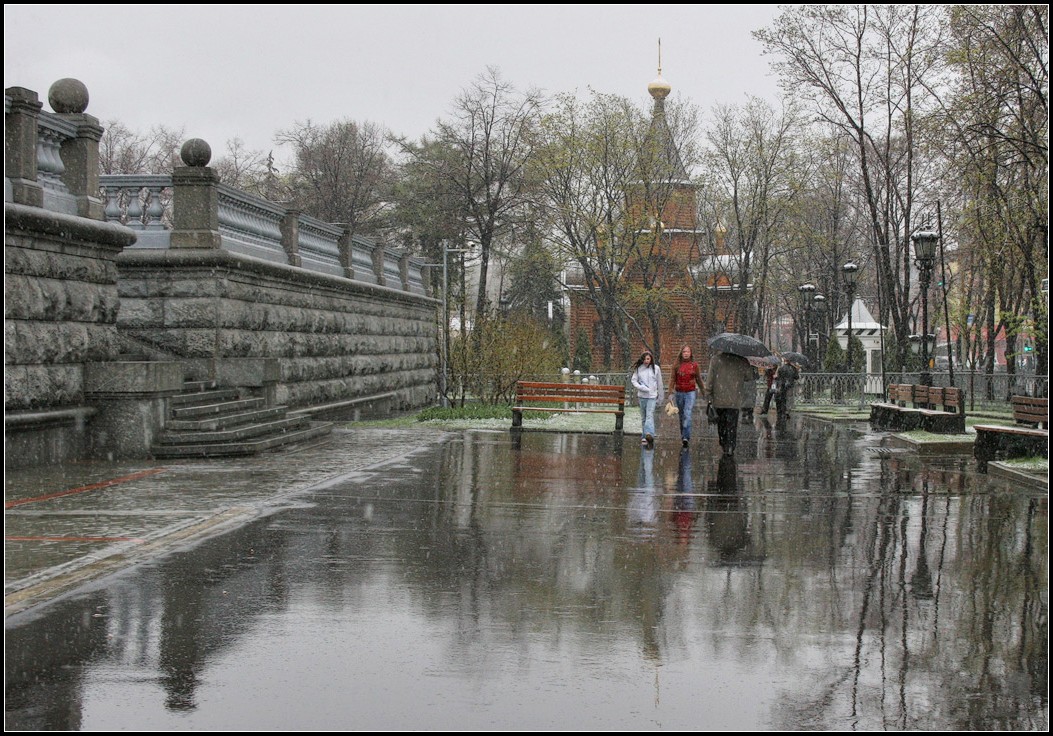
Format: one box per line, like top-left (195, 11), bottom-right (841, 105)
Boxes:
top-left (507, 237), bottom-right (564, 325)
top-left (449, 313), bottom-right (565, 404)
top-left (823, 334), bottom-right (846, 372)
top-left (416, 404), bottom-right (512, 421)
top-left (573, 329), bottom-right (592, 373)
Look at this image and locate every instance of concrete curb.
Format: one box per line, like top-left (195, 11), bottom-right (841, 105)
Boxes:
top-left (987, 461), bottom-right (1049, 491)
top-left (886, 433), bottom-right (975, 455)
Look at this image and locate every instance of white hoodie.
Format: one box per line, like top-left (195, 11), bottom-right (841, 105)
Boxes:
top-left (631, 363), bottom-right (664, 402)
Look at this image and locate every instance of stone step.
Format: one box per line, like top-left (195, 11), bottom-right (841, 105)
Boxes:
top-left (165, 405), bottom-right (289, 432)
top-left (157, 415), bottom-right (311, 445)
top-left (170, 397), bottom-right (266, 420)
top-left (182, 380), bottom-right (218, 393)
top-left (151, 421), bottom-right (334, 458)
top-left (169, 388), bottom-right (242, 407)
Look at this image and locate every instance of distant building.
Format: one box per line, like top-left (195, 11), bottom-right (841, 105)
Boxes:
top-left (566, 65), bottom-right (741, 369)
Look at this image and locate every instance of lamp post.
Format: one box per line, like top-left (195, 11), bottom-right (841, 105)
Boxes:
top-left (426, 245), bottom-right (468, 407)
top-left (911, 231), bottom-right (938, 386)
top-left (798, 283), bottom-right (816, 358)
top-left (842, 262), bottom-right (859, 404)
top-left (813, 293), bottom-right (826, 367)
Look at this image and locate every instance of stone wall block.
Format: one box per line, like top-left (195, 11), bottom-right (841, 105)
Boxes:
top-left (5, 365), bottom-right (28, 406)
top-left (117, 298), bottom-right (163, 329)
top-left (163, 298), bottom-right (217, 328)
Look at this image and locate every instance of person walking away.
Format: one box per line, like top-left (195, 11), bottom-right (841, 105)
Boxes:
top-left (774, 357), bottom-right (800, 420)
top-left (761, 364), bottom-right (777, 414)
top-left (630, 351), bottom-right (663, 446)
top-left (740, 368), bottom-right (758, 422)
top-left (706, 350), bottom-right (754, 456)
top-left (668, 345), bottom-right (705, 447)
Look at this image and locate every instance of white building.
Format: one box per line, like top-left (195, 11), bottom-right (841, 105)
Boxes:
top-left (834, 298), bottom-right (887, 393)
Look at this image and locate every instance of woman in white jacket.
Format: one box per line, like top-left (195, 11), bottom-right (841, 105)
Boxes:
top-left (630, 351), bottom-right (664, 446)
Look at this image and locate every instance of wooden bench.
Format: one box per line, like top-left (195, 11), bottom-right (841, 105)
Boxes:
top-left (869, 384), bottom-right (965, 433)
top-left (511, 381), bottom-right (625, 433)
top-left (974, 396), bottom-right (1048, 468)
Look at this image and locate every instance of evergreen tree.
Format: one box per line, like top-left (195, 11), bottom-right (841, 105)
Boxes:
top-left (573, 330), bottom-right (592, 373)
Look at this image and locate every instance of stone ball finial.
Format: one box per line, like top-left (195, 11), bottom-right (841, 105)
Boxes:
top-left (48, 78), bottom-right (89, 113)
top-left (180, 138), bottom-right (212, 167)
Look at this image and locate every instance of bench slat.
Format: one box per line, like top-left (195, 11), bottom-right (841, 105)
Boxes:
top-left (515, 394), bottom-right (625, 405)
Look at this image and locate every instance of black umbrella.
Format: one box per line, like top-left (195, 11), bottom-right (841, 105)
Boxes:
top-left (707, 332), bottom-right (772, 358)
top-left (780, 351), bottom-right (812, 369)
top-left (747, 354), bottom-right (781, 368)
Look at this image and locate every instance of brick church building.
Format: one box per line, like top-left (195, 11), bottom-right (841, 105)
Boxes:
top-left (566, 67), bottom-right (742, 371)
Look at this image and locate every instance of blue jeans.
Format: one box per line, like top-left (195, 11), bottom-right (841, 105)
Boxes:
top-left (639, 397), bottom-right (656, 438)
top-left (674, 390), bottom-right (696, 440)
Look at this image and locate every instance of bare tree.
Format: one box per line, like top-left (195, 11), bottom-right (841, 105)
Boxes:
top-left (277, 118), bottom-right (394, 239)
top-left (756, 4), bottom-right (947, 369)
top-left (700, 97), bottom-right (801, 338)
top-left (99, 120), bottom-right (185, 174)
top-left (425, 67), bottom-right (544, 320)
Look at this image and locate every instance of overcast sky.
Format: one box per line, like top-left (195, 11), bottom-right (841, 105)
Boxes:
top-left (5, 4), bottom-right (784, 160)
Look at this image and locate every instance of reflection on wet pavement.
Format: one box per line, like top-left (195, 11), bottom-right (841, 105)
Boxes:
top-left (4, 419), bottom-right (1048, 730)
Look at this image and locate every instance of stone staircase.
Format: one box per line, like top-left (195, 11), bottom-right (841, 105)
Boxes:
top-left (151, 381), bottom-right (333, 458)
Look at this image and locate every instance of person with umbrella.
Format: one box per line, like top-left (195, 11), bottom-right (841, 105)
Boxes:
top-left (774, 355), bottom-right (801, 420)
top-left (706, 333), bottom-right (771, 455)
top-left (706, 348), bottom-right (755, 456)
top-left (667, 344), bottom-right (705, 447)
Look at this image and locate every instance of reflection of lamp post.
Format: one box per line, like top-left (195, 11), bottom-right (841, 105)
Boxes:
top-left (841, 263), bottom-right (858, 398)
top-left (798, 283), bottom-right (816, 357)
top-left (912, 231), bottom-right (938, 386)
top-left (813, 293), bottom-right (826, 367)
top-left (911, 476), bottom-right (934, 600)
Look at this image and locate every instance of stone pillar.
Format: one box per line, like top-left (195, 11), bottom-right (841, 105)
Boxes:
top-left (4, 86), bottom-right (44, 208)
top-left (170, 138), bottom-right (222, 249)
top-left (399, 251), bottom-right (411, 291)
top-left (48, 79), bottom-right (104, 220)
top-left (335, 223), bottom-right (355, 280)
top-left (280, 209), bottom-right (302, 267)
top-left (372, 242), bottom-right (386, 287)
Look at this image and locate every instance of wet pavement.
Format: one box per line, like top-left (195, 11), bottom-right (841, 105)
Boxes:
top-left (4, 418), bottom-right (1049, 730)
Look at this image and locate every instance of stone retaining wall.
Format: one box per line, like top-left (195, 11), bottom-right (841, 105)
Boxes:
top-left (5, 203), bottom-right (137, 409)
top-left (116, 248), bottom-right (438, 412)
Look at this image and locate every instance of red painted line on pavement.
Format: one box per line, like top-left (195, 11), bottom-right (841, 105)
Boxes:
top-left (5, 468), bottom-right (167, 509)
top-left (5, 536), bottom-right (145, 543)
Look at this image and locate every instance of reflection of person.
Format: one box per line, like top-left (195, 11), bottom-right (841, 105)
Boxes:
top-left (671, 448), bottom-right (699, 544)
top-left (706, 351), bottom-right (754, 456)
top-left (774, 358), bottom-right (800, 419)
top-left (630, 351), bottom-right (664, 447)
top-left (668, 345), bottom-right (705, 448)
top-left (627, 446), bottom-right (658, 536)
top-left (705, 455), bottom-right (749, 562)
top-left (760, 364), bottom-right (777, 414)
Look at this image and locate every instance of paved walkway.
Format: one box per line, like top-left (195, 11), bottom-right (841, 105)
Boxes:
top-left (4, 427), bottom-right (447, 616)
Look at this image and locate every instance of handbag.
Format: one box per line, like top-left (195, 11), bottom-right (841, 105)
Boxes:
top-left (706, 402), bottom-right (717, 422)
top-left (664, 400), bottom-right (679, 416)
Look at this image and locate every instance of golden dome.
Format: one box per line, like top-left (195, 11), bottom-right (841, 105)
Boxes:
top-left (648, 74), bottom-right (671, 100)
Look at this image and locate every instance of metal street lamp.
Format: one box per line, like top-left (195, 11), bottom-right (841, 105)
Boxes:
top-left (424, 245), bottom-right (468, 407)
top-left (798, 283), bottom-right (816, 359)
top-left (842, 262), bottom-right (860, 404)
top-left (912, 231), bottom-right (938, 386)
top-left (813, 293), bottom-right (826, 366)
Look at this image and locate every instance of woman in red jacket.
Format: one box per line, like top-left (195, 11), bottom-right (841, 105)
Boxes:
top-left (668, 345), bottom-right (705, 447)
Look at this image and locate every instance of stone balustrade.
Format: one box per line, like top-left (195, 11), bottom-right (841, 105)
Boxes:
top-left (6, 79), bottom-right (440, 468)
